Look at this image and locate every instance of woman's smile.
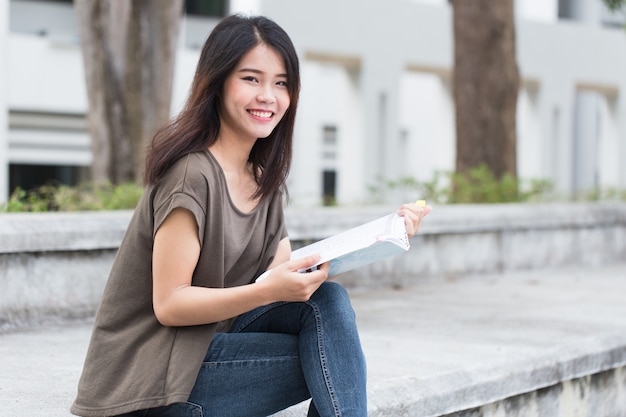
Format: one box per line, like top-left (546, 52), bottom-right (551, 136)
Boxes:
top-left (247, 109), bottom-right (274, 120)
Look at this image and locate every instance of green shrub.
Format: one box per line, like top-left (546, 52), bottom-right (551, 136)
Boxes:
top-left (0, 182), bottom-right (144, 212)
top-left (445, 164), bottom-right (553, 204)
top-left (574, 186), bottom-right (626, 202)
top-left (368, 164), bottom-right (555, 204)
top-left (3, 167), bottom-right (623, 212)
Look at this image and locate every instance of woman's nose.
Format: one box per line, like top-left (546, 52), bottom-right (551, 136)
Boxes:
top-left (257, 85), bottom-right (276, 104)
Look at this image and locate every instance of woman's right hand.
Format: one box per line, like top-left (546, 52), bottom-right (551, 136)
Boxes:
top-left (257, 255), bottom-right (329, 303)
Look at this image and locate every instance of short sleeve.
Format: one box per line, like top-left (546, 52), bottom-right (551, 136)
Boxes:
top-left (271, 191), bottom-right (288, 241)
top-left (151, 156), bottom-right (208, 247)
top-left (153, 192), bottom-right (206, 247)
top-left (278, 209), bottom-right (288, 241)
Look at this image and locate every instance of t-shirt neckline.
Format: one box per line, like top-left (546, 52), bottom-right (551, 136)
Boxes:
top-left (204, 149), bottom-right (264, 217)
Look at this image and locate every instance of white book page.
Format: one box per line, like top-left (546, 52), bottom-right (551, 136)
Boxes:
top-left (291, 213), bottom-right (408, 265)
top-left (256, 214), bottom-right (409, 282)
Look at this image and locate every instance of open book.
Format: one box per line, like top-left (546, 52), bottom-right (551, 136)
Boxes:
top-left (256, 212), bottom-right (411, 282)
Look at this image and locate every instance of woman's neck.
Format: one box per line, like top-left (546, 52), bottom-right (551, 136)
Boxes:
top-left (208, 138), bottom-right (253, 176)
top-left (208, 139), bottom-right (260, 213)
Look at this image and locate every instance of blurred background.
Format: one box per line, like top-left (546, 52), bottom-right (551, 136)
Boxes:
top-left (0, 0), bottom-right (625, 209)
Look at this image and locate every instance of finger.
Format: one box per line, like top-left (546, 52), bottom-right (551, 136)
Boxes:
top-left (399, 203), bottom-right (432, 218)
top-left (315, 261), bottom-right (330, 276)
top-left (397, 203), bottom-right (416, 214)
top-left (397, 204), bottom-right (421, 218)
top-left (303, 264), bottom-right (330, 287)
top-left (405, 206), bottom-right (429, 236)
top-left (288, 254), bottom-right (322, 272)
top-left (405, 217), bottom-right (418, 237)
top-left (399, 207), bottom-right (420, 224)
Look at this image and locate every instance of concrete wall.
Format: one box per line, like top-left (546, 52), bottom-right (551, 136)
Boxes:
top-left (0, 211), bottom-right (128, 330)
top-left (0, 0), bottom-right (8, 203)
top-left (444, 366), bottom-right (626, 417)
top-left (1, 203), bottom-right (625, 330)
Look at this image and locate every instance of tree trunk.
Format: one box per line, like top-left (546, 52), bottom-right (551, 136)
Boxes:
top-left (74, 0), bottom-right (183, 184)
top-left (452, 0), bottom-right (519, 179)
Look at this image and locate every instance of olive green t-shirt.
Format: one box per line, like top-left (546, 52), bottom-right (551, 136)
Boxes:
top-left (71, 151), bottom-right (287, 416)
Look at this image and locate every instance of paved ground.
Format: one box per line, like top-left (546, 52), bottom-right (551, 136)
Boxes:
top-left (2, 263), bottom-right (626, 417)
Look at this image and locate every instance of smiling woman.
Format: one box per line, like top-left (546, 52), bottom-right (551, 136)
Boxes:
top-left (70, 14), bottom-right (428, 417)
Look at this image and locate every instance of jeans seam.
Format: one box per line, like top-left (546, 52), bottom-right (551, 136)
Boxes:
top-left (307, 299), bottom-right (342, 417)
top-left (186, 400), bottom-right (204, 417)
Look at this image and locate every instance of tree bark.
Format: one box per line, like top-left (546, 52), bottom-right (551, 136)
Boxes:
top-left (74, 0), bottom-right (183, 184)
top-left (452, 0), bottom-right (520, 179)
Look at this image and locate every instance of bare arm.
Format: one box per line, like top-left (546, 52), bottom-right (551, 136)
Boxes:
top-left (267, 236), bottom-right (291, 269)
top-left (152, 208), bottom-right (327, 327)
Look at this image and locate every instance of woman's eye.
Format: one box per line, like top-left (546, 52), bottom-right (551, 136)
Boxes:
top-left (276, 80), bottom-right (288, 87)
top-left (242, 76), bottom-right (258, 82)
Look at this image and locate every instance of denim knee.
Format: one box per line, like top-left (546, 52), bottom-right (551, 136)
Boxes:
top-left (308, 282), bottom-right (354, 316)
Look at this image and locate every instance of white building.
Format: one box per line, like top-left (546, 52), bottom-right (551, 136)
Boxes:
top-left (1, 0), bottom-right (625, 206)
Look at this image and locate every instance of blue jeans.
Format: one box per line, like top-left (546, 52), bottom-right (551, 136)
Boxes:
top-left (139, 281), bottom-right (367, 417)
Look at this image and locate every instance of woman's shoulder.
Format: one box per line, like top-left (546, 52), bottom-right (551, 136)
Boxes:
top-left (152, 151), bottom-right (220, 199)
top-left (146, 151), bottom-right (221, 225)
top-left (163, 151), bottom-right (218, 183)
top-left (169, 150), bottom-right (213, 173)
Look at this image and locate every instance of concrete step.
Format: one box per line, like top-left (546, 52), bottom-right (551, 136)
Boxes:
top-left (1, 263), bottom-right (626, 416)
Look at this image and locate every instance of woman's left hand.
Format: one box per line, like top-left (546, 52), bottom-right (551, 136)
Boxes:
top-left (397, 201), bottom-right (432, 238)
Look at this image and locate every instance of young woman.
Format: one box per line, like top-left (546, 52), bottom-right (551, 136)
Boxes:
top-left (71, 14), bottom-right (430, 417)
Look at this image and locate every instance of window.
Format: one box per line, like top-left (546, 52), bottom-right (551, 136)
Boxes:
top-left (323, 125), bottom-right (337, 145)
top-left (322, 170), bottom-right (337, 206)
top-left (558, 0), bottom-right (575, 19)
top-left (9, 164), bottom-right (89, 195)
top-left (321, 125), bottom-right (338, 161)
top-left (321, 125), bottom-right (338, 205)
top-left (184, 0), bottom-right (227, 17)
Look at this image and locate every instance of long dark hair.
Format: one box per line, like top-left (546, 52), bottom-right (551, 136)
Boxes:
top-left (144, 15), bottom-right (300, 200)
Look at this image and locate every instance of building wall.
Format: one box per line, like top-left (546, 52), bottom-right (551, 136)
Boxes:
top-left (260, 0), bottom-right (626, 204)
top-left (0, 0), bottom-right (8, 202)
top-left (1, 0), bottom-right (625, 205)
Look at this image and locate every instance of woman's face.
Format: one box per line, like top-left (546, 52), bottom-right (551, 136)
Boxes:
top-left (219, 43), bottom-right (291, 143)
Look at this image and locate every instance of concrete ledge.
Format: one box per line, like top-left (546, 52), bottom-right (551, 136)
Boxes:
top-left (0, 210), bottom-right (131, 253)
top-left (272, 263), bottom-right (626, 416)
top-left (285, 202), bottom-right (626, 239)
top-left (2, 202), bottom-right (625, 253)
top-left (1, 206), bottom-right (624, 414)
top-left (0, 202), bottom-right (625, 330)
top-left (1, 264), bottom-right (625, 416)
top-left (0, 250), bottom-right (116, 329)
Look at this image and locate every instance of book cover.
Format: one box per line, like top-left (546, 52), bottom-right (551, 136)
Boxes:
top-left (290, 213), bottom-right (410, 277)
